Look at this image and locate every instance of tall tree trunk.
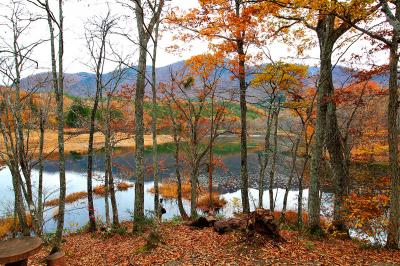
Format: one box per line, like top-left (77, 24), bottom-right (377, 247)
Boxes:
top-left (173, 125), bottom-right (188, 219)
top-left (105, 123), bottom-right (119, 227)
top-left (258, 106), bottom-right (273, 208)
top-left (326, 94), bottom-right (348, 233)
top-left (308, 15), bottom-right (336, 233)
top-left (51, 0), bottom-right (66, 253)
top-left (152, 20), bottom-right (160, 218)
top-left (0, 107), bottom-right (29, 235)
top-left (386, 29), bottom-right (400, 249)
top-left (104, 170), bottom-right (110, 227)
top-left (234, 0), bottom-right (249, 214)
top-left (132, 0), bottom-right (164, 222)
top-left (11, 167), bottom-right (30, 236)
top-left (190, 164), bottom-right (199, 218)
top-left (12, 39), bottom-right (33, 207)
top-left (281, 125), bottom-right (303, 221)
top-left (134, 41), bottom-right (147, 221)
top-left (297, 174), bottom-right (304, 228)
top-left (208, 93), bottom-right (215, 211)
top-left (36, 110), bottom-right (45, 235)
top-left (87, 66), bottom-right (103, 232)
top-left (320, 25), bottom-right (349, 235)
top-left (238, 44), bottom-right (249, 214)
top-left (308, 68), bottom-right (327, 231)
top-left (269, 109), bottom-right (279, 212)
top-left (87, 111), bottom-right (97, 232)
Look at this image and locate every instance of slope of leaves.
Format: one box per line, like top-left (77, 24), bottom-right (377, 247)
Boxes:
top-left (30, 223), bottom-right (400, 265)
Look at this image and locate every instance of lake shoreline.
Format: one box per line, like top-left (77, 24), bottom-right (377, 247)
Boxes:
top-left (0, 128), bottom-right (174, 163)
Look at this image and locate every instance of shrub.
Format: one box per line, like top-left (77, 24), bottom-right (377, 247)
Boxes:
top-left (169, 215), bottom-right (182, 226)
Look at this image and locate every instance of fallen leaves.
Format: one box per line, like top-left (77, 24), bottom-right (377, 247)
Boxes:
top-left (29, 223), bottom-right (400, 266)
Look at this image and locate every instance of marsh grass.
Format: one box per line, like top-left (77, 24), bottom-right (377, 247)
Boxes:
top-left (148, 181), bottom-right (227, 211)
top-left (0, 213), bottom-right (32, 238)
top-left (44, 182), bottom-right (134, 207)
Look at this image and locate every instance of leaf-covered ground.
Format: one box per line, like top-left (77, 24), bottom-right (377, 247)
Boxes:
top-left (30, 223), bottom-right (400, 265)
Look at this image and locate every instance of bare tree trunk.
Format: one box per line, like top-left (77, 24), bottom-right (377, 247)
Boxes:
top-left (281, 126), bottom-right (302, 221)
top-left (134, 41), bottom-right (146, 221)
top-left (172, 119), bottom-right (188, 219)
top-left (105, 124), bottom-right (119, 226)
top-left (190, 164), bottom-right (199, 218)
top-left (269, 109), bottom-right (279, 212)
top-left (386, 29), bottom-right (400, 249)
top-left (0, 101), bottom-right (30, 235)
top-left (308, 15), bottom-right (337, 233)
top-left (87, 58), bottom-right (104, 232)
top-left (297, 175), bottom-right (303, 228)
top-left (152, 20), bottom-right (160, 218)
top-left (50, 0), bottom-right (66, 253)
top-left (208, 92), bottom-right (215, 211)
top-left (87, 110), bottom-right (97, 231)
top-left (133, 0), bottom-right (164, 222)
top-left (37, 110), bottom-right (45, 235)
top-left (258, 107), bottom-right (273, 208)
top-left (11, 167), bottom-right (30, 236)
top-left (104, 171), bottom-right (110, 227)
top-left (238, 45), bottom-right (249, 214)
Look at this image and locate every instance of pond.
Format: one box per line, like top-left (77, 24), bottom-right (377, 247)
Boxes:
top-left (0, 136), bottom-right (327, 234)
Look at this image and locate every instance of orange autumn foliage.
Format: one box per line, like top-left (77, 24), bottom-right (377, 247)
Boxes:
top-left (344, 176), bottom-right (390, 239)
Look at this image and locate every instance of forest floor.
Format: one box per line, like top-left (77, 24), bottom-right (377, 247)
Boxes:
top-left (0, 129), bottom-right (173, 160)
top-left (30, 222), bottom-right (400, 266)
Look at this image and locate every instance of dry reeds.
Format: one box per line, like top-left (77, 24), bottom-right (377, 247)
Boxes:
top-left (44, 191), bottom-right (88, 207)
top-left (117, 182), bottom-right (134, 191)
top-left (0, 213), bottom-right (32, 238)
top-left (148, 181), bottom-right (227, 210)
top-left (197, 193), bottom-right (227, 211)
top-left (44, 182), bottom-right (134, 207)
top-left (148, 181), bottom-right (192, 199)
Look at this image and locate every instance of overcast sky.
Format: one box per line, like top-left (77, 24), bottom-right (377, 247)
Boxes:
top-left (0, 0), bottom-right (388, 79)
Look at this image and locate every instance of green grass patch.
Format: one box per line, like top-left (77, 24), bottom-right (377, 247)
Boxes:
top-left (213, 141), bottom-right (259, 155)
top-left (143, 100), bottom-right (262, 120)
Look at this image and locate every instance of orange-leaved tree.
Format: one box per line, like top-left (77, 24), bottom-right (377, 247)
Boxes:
top-left (167, 0), bottom-right (282, 213)
top-left (251, 62), bottom-right (308, 212)
top-left (273, 0), bottom-right (381, 234)
top-left (161, 53), bottom-right (237, 217)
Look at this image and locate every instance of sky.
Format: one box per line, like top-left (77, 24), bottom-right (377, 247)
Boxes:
top-left (0, 0), bottom-right (388, 79)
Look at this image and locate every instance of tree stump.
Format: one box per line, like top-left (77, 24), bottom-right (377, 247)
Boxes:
top-left (213, 218), bottom-right (247, 234)
top-left (187, 215), bottom-right (217, 228)
top-left (247, 209), bottom-right (280, 238)
top-left (213, 209), bottom-right (280, 238)
top-left (46, 251), bottom-right (65, 266)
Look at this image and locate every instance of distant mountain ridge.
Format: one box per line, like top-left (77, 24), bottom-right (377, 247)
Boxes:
top-left (20, 61), bottom-right (388, 97)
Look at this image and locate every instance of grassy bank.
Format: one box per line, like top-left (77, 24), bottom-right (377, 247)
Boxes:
top-left (0, 129), bottom-right (173, 161)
